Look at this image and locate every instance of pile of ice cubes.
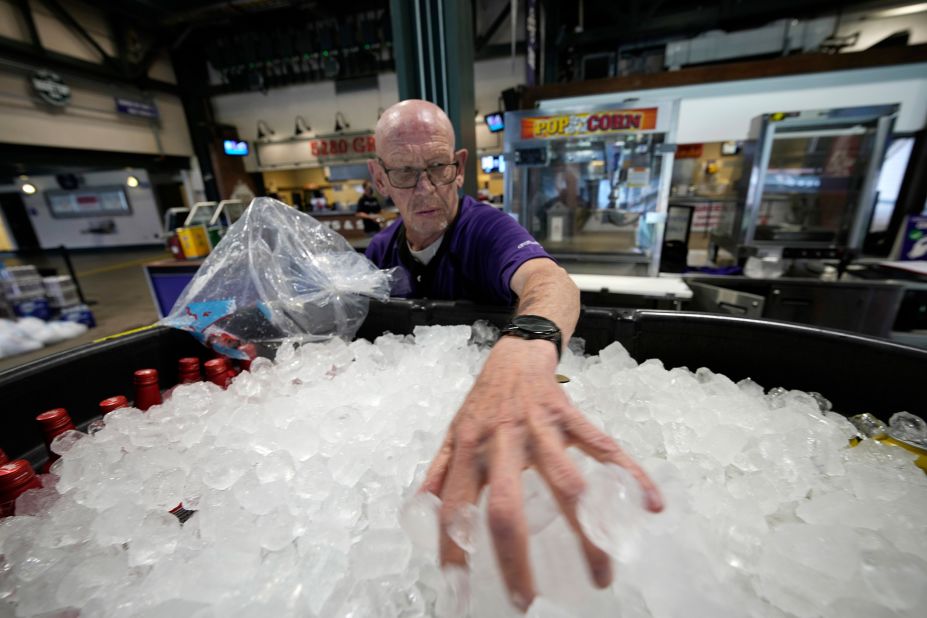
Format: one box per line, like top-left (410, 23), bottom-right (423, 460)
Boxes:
top-left (1, 324), bottom-right (926, 618)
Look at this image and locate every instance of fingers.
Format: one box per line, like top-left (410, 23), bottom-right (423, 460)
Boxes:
top-left (438, 431), bottom-right (484, 570)
top-left (420, 432), bottom-right (454, 496)
top-left (562, 410), bottom-right (664, 513)
top-left (486, 426), bottom-right (534, 611)
top-left (531, 419), bottom-right (614, 588)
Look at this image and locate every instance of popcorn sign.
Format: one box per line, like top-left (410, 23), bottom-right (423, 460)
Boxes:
top-left (520, 108), bottom-right (658, 139)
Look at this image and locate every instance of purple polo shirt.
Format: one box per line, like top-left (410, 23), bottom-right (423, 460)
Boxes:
top-left (365, 196), bottom-right (553, 305)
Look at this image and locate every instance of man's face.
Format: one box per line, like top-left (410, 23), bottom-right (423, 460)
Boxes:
top-left (368, 127), bottom-right (467, 245)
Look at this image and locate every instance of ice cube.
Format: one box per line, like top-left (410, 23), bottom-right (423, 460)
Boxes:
top-left (255, 450), bottom-right (296, 484)
top-left (577, 463), bottom-right (646, 561)
top-left (91, 502), bottom-right (146, 546)
top-left (56, 552), bottom-right (128, 607)
top-left (859, 548), bottom-right (927, 611)
top-left (255, 508), bottom-right (299, 551)
top-left (447, 503), bottom-right (480, 553)
top-left (200, 448), bottom-right (250, 490)
top-left (351, 529), bottom-right (412, 580)
top-left (888, 411), bottom-right (927, 446)
top-left (298, 546), bottom-right (349, 615)
top-left (14, 485), bottom-right (60, 516)
top-left (399, 492), bottom-right (441, 551)
top-left (127, 511), bottom-right (182, 566)
top-left (522, 469), bottom-right (558, 534)
top-left (142, 467), bottom-right (187, 510)
top-left (232, 471), bottom-right (285, 516)
top-left (50, 429), bottom-right (85, 457)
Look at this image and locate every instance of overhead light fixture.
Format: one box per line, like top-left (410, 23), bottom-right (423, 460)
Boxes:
top-left (21, 182), bottom-right (37, 195)
top-left (334, 112), bottom-right (350, 132)
top-left (874, 3), bottom-right (927, 17)
top-left (295, 115), bottom-right (312, 136)
top-left (126, 175), bottom-right (139, 188)
top-left (257, 120), bottom-right (275, 140)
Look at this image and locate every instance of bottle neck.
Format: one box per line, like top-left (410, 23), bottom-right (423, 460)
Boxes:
top-left (134, 382), bottom-right (162, 411)
top-left (0, 462), bottom-right (43, 518)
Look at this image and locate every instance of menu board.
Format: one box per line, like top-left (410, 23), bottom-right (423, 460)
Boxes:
top-left (46, 187), bottom-right (131, 218)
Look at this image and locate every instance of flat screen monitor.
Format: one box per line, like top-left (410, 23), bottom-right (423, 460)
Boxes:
top-left (480, 155), bottom-right (506, 174)
top-left (485, 112), bottom-right (505, 133)
top-left (223, 139), bottom-right (249, 156)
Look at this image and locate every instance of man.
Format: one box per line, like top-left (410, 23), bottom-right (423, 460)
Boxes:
top-left (366, 100), bottom-right (662, 612)
top-left (355, 181), bottom-right (383, 234)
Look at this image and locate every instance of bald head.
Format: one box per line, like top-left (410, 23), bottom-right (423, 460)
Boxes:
top-left (367, 99), bottom-right (469, 251)
top-left (375, 100), bottom-right (456, 155)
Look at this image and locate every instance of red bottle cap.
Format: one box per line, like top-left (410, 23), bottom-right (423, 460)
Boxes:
top-left (204, 358), bottom-right (229, 377)
top-left (99, 395), bottom-right (129, 415)
top-left (36, 408), bottom-right (76, 435)
top-left (0, 459), bottom-right (41, 494)
top-left (0, 460), bottom-right (43, 517)
top-left (177, 357), bottom-right (202, 384)
top-left (204, 358), bottom-right (233, 388)
top-left (134, 369), bottom-right (159, 385)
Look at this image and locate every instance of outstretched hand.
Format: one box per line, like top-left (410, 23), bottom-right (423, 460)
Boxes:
top-left (420, 336), bottom-right (663, 612)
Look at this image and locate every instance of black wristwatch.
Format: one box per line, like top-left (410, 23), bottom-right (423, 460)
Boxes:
top-left (500, 315), bottom-right (562, 360)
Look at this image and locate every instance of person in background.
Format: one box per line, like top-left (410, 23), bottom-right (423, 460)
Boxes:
top-left (365, 99), bottom-right (663, 612)
top-left (309, 189), bottom-right (328, 211)
top-left (355, 181), bottom-right (383, 234)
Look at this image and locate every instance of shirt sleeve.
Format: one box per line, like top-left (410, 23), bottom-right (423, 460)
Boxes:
top-left (461, 203), bottom-right (554, 305)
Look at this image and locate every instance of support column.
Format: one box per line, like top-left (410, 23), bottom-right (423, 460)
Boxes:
top-left (390, 0), bottom-right (477, 198)
top-left (171, 39), bottom-right (220, 202)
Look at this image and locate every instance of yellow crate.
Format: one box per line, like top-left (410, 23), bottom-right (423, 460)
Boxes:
top-left (176, 225), bottom-right (211, 259)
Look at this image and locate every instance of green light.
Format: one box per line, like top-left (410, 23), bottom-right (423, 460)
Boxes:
top-left (363, 44), bottom-right (370, 49)
top-left (322, 50), bottom-right (329, 57)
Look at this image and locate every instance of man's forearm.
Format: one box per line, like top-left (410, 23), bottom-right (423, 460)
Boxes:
top-left (512, 261), bottom-right (580, 344)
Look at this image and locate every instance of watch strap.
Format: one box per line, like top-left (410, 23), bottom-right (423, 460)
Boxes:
top-left (500, 315), bottom-right (562, 361)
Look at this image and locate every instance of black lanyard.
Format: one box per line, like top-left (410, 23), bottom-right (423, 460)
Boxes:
top-left (387, 207), bottom-right (462, 298)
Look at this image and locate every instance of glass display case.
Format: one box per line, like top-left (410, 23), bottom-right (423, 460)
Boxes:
top-left (503, 101), bottom-right (679, 274)
top-left (709, 105), bottom-right (898, 262)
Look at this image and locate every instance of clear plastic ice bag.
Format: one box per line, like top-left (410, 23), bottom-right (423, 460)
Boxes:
top-left (161, 197), bottom-right (391, 359)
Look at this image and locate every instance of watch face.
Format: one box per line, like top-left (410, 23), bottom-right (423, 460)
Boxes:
top-left (512, 315), bottom-right (559, 335)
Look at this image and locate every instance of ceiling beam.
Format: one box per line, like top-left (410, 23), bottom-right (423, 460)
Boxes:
top-left (38, 0), bottom-right (118, 69)
top-left (0, 34), bottom-right (179, 95)
top-left (476, 2), bottom-right (512, 52)
top-left (15, 0), bottom-right (42, 50)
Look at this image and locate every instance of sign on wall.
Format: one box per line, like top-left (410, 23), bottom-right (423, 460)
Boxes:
top-left (520, 108), bottom-right (658, 140)
top-left (31, 69), bottom-right (71, 107)
top-left (45, 187), bottom-right (131, 218)
top-left (256, 131), bottom-right (376, 169)
top-left (115, 97), bottom-right (159, 119)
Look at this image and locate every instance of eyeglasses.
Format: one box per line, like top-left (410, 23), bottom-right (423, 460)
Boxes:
top-left (377, 158), bottom-right (459, 189)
